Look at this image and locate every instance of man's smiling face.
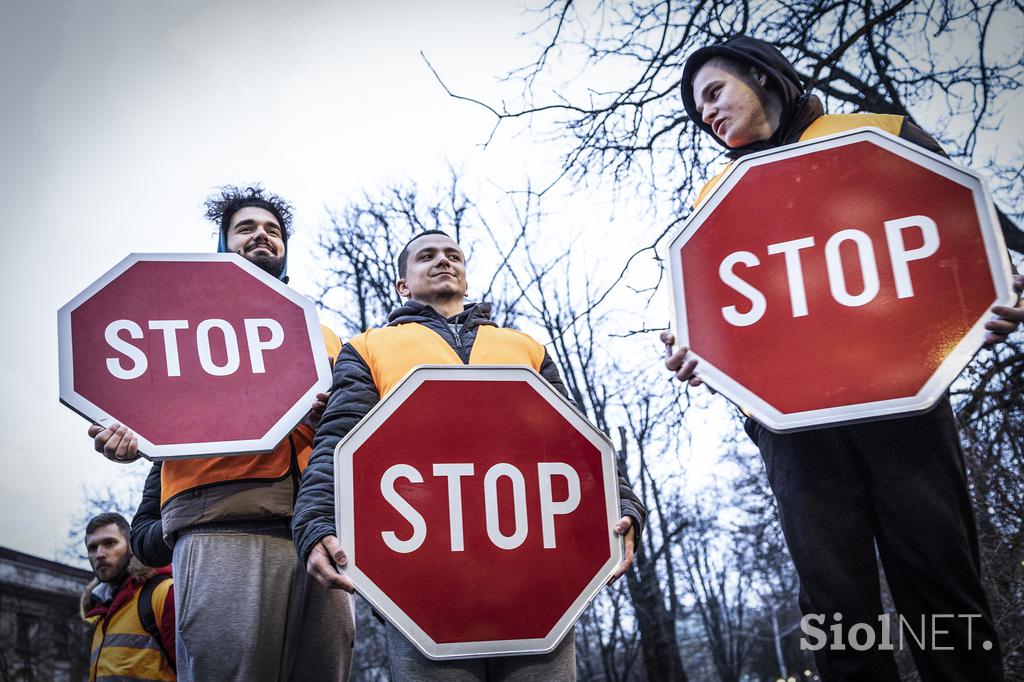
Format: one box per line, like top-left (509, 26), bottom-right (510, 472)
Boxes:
top-left (225, 206), bottom-right (286, 277)
top-left (396, 233), bottom-right (468, 307)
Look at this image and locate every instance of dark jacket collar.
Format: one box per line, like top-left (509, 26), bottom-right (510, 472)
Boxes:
top-left (386, 300), bottom-right (497, 330)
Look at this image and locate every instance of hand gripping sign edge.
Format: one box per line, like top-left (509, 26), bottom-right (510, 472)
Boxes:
top-left (666, 127), bottom-right (1016, 432)
top-left (334, 364), bottom-right (624, 660)
top-left (58, 253), bottom-right (332, 460)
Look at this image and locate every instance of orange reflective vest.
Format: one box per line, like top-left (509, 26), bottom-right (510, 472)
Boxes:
top-left (87, 576), bottom-right (174, 682)
top-left (160, 324), bottom-right (342, 505)
top-left (694, 113), bottom-right (905, 206)
top-left (349, 323), bottom-right (547, 397)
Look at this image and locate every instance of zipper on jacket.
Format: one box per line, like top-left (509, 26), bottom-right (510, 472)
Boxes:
top-left (438, 316), bottom-right (468, 358)
top-left (446, 322), bottom-right (473, 363)
top-left (411, 304), bottom-right (485, 363)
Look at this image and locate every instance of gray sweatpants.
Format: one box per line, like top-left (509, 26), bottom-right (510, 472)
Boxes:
top-left (173, 521), bottom-right (355, 681)
top-left (385, 623), bottom-right (575, 681)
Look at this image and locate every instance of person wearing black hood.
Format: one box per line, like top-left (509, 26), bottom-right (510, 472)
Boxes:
top-left (87, 186), bottom-right (356, 681)
top-left (292, 229), bottom-right (646, 680)
top-left (661, 36), bottom-right (1023, 681)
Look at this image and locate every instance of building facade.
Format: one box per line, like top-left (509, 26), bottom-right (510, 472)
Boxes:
top-left (0, 546), bottom-right (93, 682)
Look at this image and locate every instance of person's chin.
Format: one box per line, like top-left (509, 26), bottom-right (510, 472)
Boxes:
top-left (245, 253), bottom-right (285, 278)
top-left (432, 284), bottom-right (465, 299)
top-left (725, 134), bottom-right (755, 148)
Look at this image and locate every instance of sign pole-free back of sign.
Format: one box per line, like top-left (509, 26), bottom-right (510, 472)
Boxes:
top-left (335, 365), bottom-right (624, 660)
top-left (58, 253), bottom-right (332, 460)
top-left (667, 128), bottom-right (1015, 432)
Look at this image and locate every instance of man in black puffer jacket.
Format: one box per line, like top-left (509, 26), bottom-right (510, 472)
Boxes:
top-left (293, 229), bottom-right (645, 680)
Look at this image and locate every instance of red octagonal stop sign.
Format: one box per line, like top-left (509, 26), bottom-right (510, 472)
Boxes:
top-left (668, 128), bottom-right (1016, 431)
top-left (58, 253), bottom-right (332, 459)
top-left (335, 365), bottom-right (623, 659)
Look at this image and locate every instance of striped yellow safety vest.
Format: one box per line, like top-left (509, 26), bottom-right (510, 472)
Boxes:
top-left (87, 578), bottom-right (174, 682)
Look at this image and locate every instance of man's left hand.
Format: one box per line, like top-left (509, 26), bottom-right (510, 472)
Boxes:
top-left (304, 391), bottom-right (331, 426)
top-left (984, 274), bottom-right (1024, 346)
top-left (608, 516), bottom-right (636, 584)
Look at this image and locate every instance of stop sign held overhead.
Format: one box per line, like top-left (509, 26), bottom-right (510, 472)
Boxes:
top-left (58, 253), bottom-right (332, 459)
top-left (335, 365), bottom-right (623, 660)
top-left (668, 128), bottom-right (1016, 432)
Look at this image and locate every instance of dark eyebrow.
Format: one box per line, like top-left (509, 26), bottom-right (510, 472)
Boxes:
top-left (233, 218), bottom-right (281, 230)
top-left (696, 79), bottom-right (722, 111)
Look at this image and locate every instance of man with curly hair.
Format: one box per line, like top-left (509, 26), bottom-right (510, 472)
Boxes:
top-left (89, 186), bottom-right (355, 681)
top-left (207, 184), bottom-right (293, 280)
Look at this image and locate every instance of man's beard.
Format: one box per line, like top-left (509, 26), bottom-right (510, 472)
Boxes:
top-left (95, 553), bottom-right (131, 584)
top-left (245, 252), bottom-right (286, 279)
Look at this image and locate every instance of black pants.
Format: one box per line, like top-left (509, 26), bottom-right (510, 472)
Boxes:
top-left (747, 399), bottom-right (1003, 681)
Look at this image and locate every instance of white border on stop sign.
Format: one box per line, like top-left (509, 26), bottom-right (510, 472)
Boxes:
top-left (334, 364), bottom-right (625, 660)
top-left (666, 127), bottom-right (1016, 433)
top-left (57, 252), bottom-right (333, 459)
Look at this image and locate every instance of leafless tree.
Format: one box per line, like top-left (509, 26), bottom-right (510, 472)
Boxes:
top-left (314, 173), bottom-right (705, 679)
top-left (313, 169), bottom-right (535, 338)
top-left (429, 4), bottom-right (1024, 676)
top-left (431, 0), bottom-right (1023, 256)
top-left (64, 464), bottom-right (148, 564)
top-left (953, 339), bottom-right (1024, 678)
top-left (678, 502), bottom-right (753, 682)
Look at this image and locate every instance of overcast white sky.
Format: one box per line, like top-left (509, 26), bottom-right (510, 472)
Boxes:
top-left (1, 0), bottom-right (611, 560)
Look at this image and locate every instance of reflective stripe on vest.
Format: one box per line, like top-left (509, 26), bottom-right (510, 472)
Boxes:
top-left (160, 324), bottom-right (342, 505)
top-left (348, 323), bottom-right (547, 397)
top-left (89, 580), bottom-right (174, 682)
top-left (693, 113), bottom-right (906, 207)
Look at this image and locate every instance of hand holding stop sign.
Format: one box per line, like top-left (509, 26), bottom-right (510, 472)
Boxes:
top-left (663, 274), bottom-right (1024, 385)
top-left (298, 364), bottom-right (642, 659)
top-left (59, 254), bottom-right (334, 460)
top-left (88, 388), bottom-right (333, 463)
top-left (665, 129), bottom-right (1020, 431)
top-left (307, 516), bottom-right (637, 594)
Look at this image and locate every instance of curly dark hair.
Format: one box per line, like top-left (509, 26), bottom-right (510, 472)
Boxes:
top-left (204, 185), bottom-right (294, 242)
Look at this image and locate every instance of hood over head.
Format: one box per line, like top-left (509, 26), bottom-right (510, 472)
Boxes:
top-left (680, 35), bottom-right (818, 157)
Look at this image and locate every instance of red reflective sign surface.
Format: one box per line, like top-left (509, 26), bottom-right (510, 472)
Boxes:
top-left (70, 260), bottom-right (317, 444)
top-left (351, 380), bottom-right (611, 643)
top-left (679, 141), bottom-right (995, 414)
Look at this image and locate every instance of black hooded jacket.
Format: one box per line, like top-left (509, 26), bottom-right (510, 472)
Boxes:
top-left (291, 300), bottom-right (647, 565)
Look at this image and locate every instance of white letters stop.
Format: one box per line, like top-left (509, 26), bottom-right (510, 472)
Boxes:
top-left (379, 462), bottom-right (582, 554)
top-left (719, 215), bottom-right (939, 326)
top-left (104, 318), bottom-right (284, 379)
